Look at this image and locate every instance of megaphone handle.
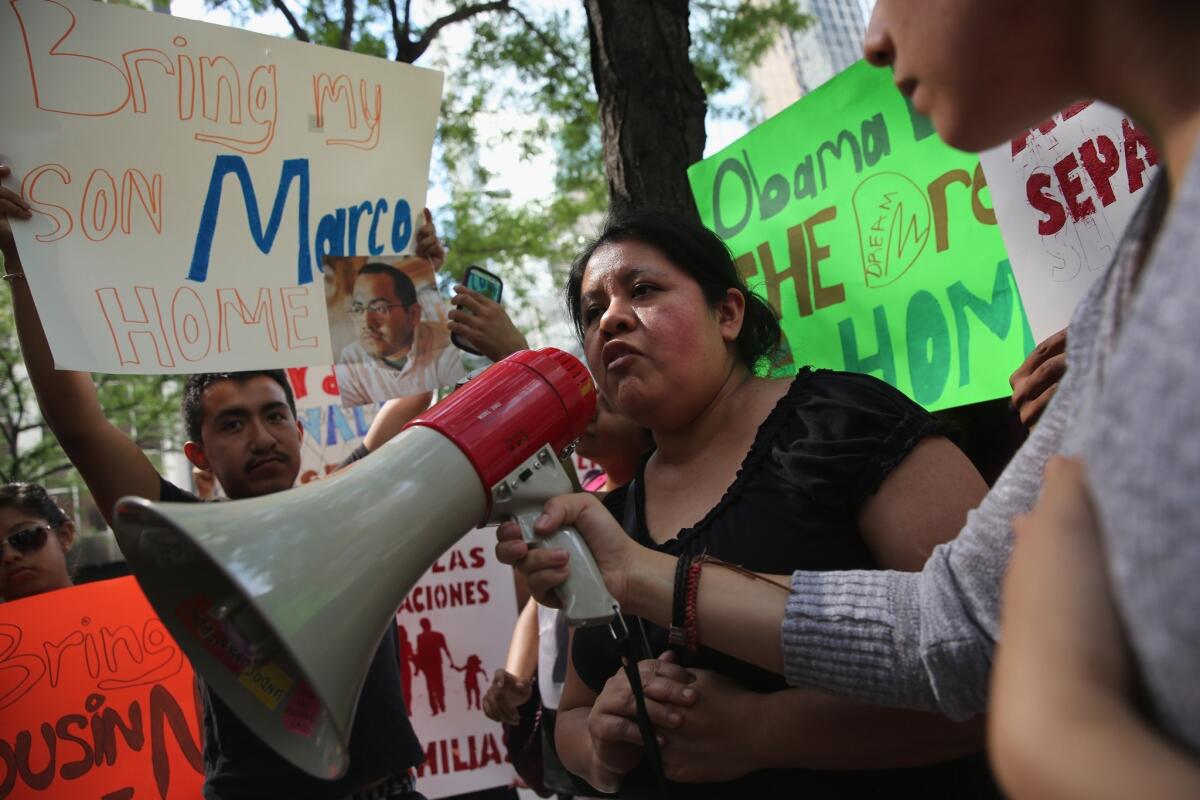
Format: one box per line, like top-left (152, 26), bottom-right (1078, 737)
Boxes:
top-left (514, 513), bottom-right (620, 628)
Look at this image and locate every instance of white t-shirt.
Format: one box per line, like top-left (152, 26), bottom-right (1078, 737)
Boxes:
top-left (537, 604), bottom-right (565, 710)
top-left (335, 340), bottom-right (467, 406)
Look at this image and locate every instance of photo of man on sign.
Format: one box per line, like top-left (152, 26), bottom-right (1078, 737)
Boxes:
top-left (326, 256), bottom-right (467, 406)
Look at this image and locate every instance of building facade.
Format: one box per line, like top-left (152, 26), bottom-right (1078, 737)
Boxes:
top-left (751, 0), bottom-right (876, 117)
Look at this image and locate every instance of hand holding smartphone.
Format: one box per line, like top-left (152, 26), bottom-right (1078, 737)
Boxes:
top-left (452, 265), bottom-right (505, 356)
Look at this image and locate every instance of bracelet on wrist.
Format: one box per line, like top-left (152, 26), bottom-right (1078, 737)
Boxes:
top-left (684, 557), bottom-right (703, 653)
top-left (668, 554), bottom-right (691, 651)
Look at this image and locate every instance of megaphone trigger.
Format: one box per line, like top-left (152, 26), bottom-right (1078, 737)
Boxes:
top-left (489, 445), bottom-right (620, 629)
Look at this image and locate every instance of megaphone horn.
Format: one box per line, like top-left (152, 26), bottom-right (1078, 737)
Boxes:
top-left (112, 348), bottom-right (619, 780)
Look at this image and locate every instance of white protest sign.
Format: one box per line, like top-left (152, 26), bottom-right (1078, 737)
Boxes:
top-left (979, 101), bottom-right (1160, 340)
top-left (0, 0), bottom-right (442, 372)
top-left (287, 364), bottom-right (382, 482)
top-left (398, 527), bottom-right (519, 797)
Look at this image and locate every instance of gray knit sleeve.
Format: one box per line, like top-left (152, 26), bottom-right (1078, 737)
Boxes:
top-left (1079, 172), bottom-right (1200, 751)
top-left (780, 370), bottom-right (1074, 720)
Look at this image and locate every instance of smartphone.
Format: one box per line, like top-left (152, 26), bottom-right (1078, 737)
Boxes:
top-left (453, 265), bottom-right (504, 355)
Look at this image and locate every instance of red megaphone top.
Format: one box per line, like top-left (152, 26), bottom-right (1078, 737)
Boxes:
top-left (406, 348), bottom-right (596, 502)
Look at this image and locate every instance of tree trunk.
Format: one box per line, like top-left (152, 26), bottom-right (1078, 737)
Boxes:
top-left (584, 0), bottom-right (707, 220)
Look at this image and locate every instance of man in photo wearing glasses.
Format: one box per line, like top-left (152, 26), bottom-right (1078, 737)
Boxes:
top-left (335, 261), bottom-right (466, 406)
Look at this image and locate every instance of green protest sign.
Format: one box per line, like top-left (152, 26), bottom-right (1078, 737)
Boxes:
top-left (688, 61), bottom-right (1033, 411)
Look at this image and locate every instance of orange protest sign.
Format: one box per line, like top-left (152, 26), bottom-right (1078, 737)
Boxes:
top-left (0, 576), bottom-right (204, 800)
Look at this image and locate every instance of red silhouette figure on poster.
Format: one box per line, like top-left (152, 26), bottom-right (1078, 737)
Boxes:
top-left (413, 617), bottom-right (454, 716)
top-left (454, 654), bottom-right (486, 710)
top-left (396, 623), bottom-right (415, 716)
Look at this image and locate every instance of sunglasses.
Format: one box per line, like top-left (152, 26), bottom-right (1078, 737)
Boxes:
top-left (0, 525), bottom-right (50, 556)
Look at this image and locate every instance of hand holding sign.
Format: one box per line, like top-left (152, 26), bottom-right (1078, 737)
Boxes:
top-left (0, 163), bottom-right (33, 266)
top-left (416, 208), bottom-right (445, 271)
top-left (1009, 327), bottom-right (1067, 429)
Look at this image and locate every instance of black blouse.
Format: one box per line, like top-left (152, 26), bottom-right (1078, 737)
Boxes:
top-left (571, 369), bottom-right (996, 798)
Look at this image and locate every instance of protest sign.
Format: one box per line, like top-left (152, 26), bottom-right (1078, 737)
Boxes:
top-left (689, 61), bottom-right (1032, 410)
top-left (326, 255), bottom-right (467, 406)
top-left (979, 101), bottom-right (1161, 340)
top-left (399, 527), bottom-right (519, 797)
top-left (0, 0), bottom-right (443, 373)
top-left (286, 363), bottom-right (382, 482)
top-left (0, 576), bottom-right (203, 800)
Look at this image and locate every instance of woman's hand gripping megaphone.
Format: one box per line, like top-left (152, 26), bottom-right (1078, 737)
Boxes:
top-left (496, 493), bottom-right (642, 613)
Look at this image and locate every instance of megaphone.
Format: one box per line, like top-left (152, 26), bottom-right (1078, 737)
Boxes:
top-left (111, 348), bottom-right (620, 780)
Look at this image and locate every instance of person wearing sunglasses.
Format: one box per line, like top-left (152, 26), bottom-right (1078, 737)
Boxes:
top-left (0, 482), bottom-right (76, 602)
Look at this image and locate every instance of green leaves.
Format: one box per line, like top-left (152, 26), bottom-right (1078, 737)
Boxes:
top-left (691, 0), bottom-right (809, 120)
top-left (0, 264), bottom-right (182, 491)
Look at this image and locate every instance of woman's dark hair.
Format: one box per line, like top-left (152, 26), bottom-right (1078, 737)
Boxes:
top-left (565, 208), bottom-right (783, 372)
top-left (0, 483), bottom-right (69, 528)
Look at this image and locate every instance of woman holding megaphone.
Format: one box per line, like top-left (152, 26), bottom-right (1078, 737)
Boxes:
top-left (497, 208), bottom-right (998, 798)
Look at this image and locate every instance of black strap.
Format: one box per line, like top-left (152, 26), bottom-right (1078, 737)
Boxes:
top-left (612, 479), bottom-right (671, 795)
top-left (552, 612), bottom-right (569, 684)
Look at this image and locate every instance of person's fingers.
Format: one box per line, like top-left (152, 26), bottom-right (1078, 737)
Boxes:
top-left (1019, 384), bottom-right (1057, 428)
top-left (636, 658), bottom-right (697, 708)
top-left (1041, 327), bottom-right (1067, 354)
top-left (516, 545), bottom-right (571, 571)
top-left (451, 288), bottom-right (487, 313)
top-left (590, 712), bottom-right (655, 747)
top-left (497, 520), bottom-right (523, 542)
top-left (596, 661), bottom-right (695, 721)
top-left (494, 537), bottom-right (529, 566)
top-left (1011, 328), bottom-right (1067, 387)
top-left (0, 191), bottom-right (31, 219)
top-left (496, 523), bottom-right (572, 603)
top-left (446, 310), bottom-right (485, 330)
top-left (594, 689), bottom-right (684, 735)
top-left (526, 565), bottom-right (571, 606)
top-left (1026, 352), bottom-right (1067, 395)
top-left (1013, 351), bottom-right (1066, 406)
top-left (414, 209), bottom-right (444, 267)
top-left (533, 492), bottom-right (606, 535)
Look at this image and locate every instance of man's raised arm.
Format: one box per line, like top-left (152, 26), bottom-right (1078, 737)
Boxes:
top-left (1, 163), bottom-right (162, 524)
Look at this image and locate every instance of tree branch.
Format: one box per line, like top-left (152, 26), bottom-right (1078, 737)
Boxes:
top-left (508, 5), bottom-right (577, 77)
top-left (27, 460), bottom-right (76, 486)
top-left (270, 0), bottom-right (310, 42)
top-left (397, 0), bottom-right (511, 63)
top-left (340, 0), bottom-right (355, 51)
top-left (387, 0), bottom-right (405, 57)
